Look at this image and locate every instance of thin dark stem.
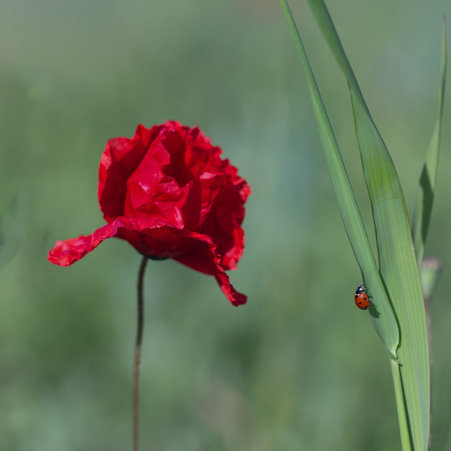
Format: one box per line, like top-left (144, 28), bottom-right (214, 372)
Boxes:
top-left (133, 256), bottom-right (149, 451)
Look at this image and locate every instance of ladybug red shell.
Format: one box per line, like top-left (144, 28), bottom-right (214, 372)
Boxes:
top-left (354, 284), bottom-right (369, 310)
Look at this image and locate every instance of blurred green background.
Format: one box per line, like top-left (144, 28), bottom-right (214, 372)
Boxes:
top-left (0, 0), bottom-right (450, 449)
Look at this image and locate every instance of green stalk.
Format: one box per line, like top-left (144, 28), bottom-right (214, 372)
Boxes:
top-left (391, 360), bottom-right (413, 451)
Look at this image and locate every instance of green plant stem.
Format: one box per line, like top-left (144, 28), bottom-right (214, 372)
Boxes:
top-left (391, 360), bottom-right (413, 451)
top-left (133, 256), bottom-right (149, 451)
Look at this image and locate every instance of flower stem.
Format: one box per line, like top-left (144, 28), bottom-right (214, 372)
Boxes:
top-left (133, 256), bottom-right (149, 451)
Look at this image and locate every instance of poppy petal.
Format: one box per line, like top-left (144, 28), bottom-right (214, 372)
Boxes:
top-left (48, 222), bottom-right (124, 267)
top-left (98, 124), bottom-right (163, 221)
top-left (174, 234), bottom-right (247, 307)
top-left (48, 217), bottom-right (246, 306)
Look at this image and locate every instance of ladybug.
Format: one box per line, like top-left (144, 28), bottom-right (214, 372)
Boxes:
top-left (354, 284), bottom-right (370, 310)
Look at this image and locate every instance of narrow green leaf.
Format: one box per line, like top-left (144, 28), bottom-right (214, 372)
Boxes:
top-left (279, 0), bottom-right (399, 358)
top-left (351, 97), bottom-right (428, 451)
top-left (412, 19), bottom-right (447, 266)
top-left (306, 1), bottom-right (431, 449)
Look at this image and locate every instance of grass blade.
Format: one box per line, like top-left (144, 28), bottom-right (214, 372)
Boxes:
top-left (412, 19), bottom-right (447, 266)
top-left (306, 1), bottom-right (431, 449)
top-left (279, 0), bottom-right (399, 358)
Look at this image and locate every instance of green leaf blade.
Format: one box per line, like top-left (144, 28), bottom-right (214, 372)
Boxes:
top-left (279, 0), bottom-right (399, 358)
top-left (351, 92), bottom-right (429, 451)
top-left (412, 19), bottom-right (447, 266)
top-left (306, 1), bottom-right (432, 449)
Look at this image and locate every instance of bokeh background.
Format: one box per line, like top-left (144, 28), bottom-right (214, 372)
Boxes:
top-left (1, 0), bottom-right (450, 449)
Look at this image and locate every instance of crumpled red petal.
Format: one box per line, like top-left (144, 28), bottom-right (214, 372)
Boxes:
top-left (123, 135), bottom-right (188, 228)
top-left (48, 217), bottom-right (247, 307)
top-left (98, 124), bottom-right (163, 222)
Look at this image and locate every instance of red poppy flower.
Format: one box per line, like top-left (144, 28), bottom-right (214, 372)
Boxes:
top-left (48, 121), bottom-right (250, 306)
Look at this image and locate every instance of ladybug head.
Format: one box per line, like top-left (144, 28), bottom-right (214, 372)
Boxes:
top-left (355, 284), bottom-right (365, 294)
